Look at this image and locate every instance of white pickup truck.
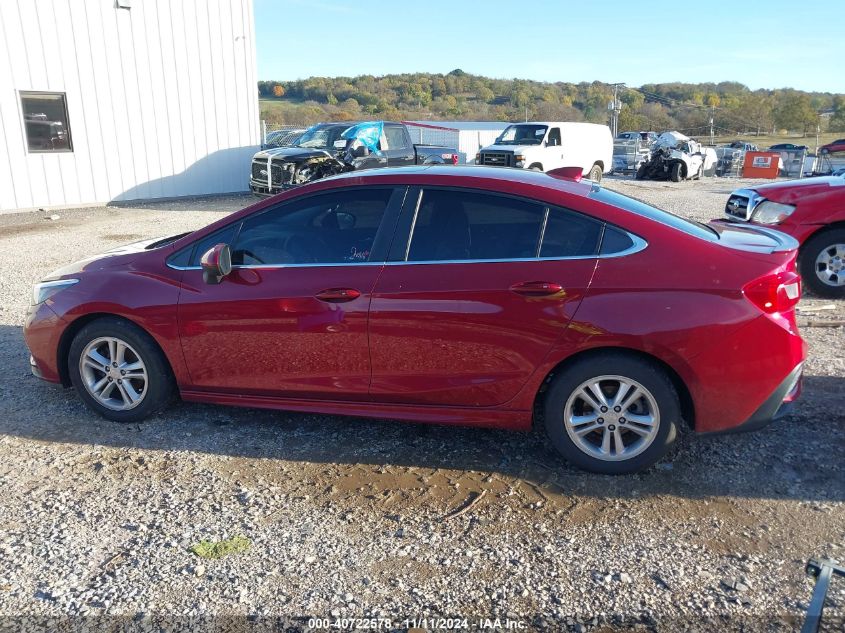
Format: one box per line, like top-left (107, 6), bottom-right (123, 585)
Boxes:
top-left (476, 121), bottom-right (613, 182)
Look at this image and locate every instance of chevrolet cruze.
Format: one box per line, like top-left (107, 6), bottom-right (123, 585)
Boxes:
top-left (24, 166), bottom-right (806, 474)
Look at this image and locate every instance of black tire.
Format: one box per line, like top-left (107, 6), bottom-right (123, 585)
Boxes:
top-left (588, 163), bottom-right (603, 182)
top-left (68, 316), bottom-right (176, 423)
top-left (798, 228), bottom-right (845, 299)
top-left (528, 164), bottom-right (543, 172)
top-left (670, 162), bottom-right (683, 182)
top-left (543, 353), bottom-right (679, 474)
top-left (635, 165), bottom-right (647, 180)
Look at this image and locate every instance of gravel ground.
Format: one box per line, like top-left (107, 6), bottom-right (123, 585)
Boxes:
top-left (0, 177), bottom-right (842, 633)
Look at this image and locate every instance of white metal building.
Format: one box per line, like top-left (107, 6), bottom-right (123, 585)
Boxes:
top-left (403, 121), bottom-right (510, 164)
top-left (0, 0), bottom-right (260, 212)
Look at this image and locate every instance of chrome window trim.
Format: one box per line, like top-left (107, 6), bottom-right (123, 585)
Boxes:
top-left (167, 261), bottom-right (387, 271)
top-left (403, 189), bottom-right (424, 261)
top-left (165, 234), bottom-right (646, 271)
top-left (535, 207), bottom-right (550, 258)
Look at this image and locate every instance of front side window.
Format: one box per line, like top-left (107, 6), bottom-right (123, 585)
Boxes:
top-left (21, 92), bottom-right (72, 152)
top-left (231, 189), bottom-right (393, 265)
top-left (406, 190), bottom-right (545, 262)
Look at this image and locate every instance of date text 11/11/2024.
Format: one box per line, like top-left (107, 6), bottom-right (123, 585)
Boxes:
top-left (306, 617), bottom-right (527, 630)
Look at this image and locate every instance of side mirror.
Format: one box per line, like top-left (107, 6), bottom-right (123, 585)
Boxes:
top-left (353, 145), bottom-right (369, 158)
top-left (200, 243), bottom-right (232, 285)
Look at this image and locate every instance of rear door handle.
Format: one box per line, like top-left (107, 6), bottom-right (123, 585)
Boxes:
top-left (509, 281), bottom-right (564, 297)
top-left (315, 288), bottom-right (361, 303)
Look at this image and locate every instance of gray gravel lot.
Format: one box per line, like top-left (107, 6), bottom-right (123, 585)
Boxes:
top-left (0, 177), bottom-right (842, 632)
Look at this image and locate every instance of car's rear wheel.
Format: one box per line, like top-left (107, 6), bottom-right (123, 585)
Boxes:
top-left (543, 353), bottom-right (679, 474)
top-left (68, 317), bottom-right (175, 423)
top-left (799, 228), bottom-right (845, 299)
top-left (588, 163), bottom-right (603, 182)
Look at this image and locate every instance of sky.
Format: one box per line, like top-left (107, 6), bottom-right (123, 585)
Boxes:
top-left (254, 0), bottom-right (845, 93)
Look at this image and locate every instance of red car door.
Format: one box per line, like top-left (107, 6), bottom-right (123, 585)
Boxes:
top-left (176, 187), bottom-right (403, 399)
top-left (367, 186), bottom-right (601, 407)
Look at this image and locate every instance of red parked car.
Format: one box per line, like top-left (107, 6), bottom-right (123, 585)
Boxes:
top-left (819, 138), bottom-right (845, 155)
top-left (722, 174), bottom-right (845, 298)
top-left (24, 167), bottom-right (805, 474)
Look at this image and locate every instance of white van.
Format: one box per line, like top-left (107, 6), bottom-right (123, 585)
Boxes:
top-left (476, 122), bottom-right (613, 181)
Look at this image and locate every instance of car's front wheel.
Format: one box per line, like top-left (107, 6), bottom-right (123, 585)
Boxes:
top-left (543, 353), bottom-right (679, 474)
top-left (799, 228), bottom-right (845, 299)
top-left (588, 163), bottom-right (603, 182)
top-left (670, 162), bottom-right (683, 182)
top-left (68, 317), bottom-right (175, 423)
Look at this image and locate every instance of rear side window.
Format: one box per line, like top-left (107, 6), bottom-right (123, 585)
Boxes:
top-left (540, 207), bottom-right (602, 257)
top-left (590, 188), bottom-right (717, 241)
top-left (599, 226), bottom-right (636, 255)
top-left (407, 190), bottom-right (545, 261)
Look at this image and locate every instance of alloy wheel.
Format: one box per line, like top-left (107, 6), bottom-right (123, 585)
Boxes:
top-left (815, 243), bottom-right (845, 287)
top-left (564, 375), bottom-right (660, 461)
top-left (78, 337), bottom-right (148, 411)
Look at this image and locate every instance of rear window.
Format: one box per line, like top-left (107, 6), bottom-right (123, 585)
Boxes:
top-left (590, 188), bottom-right (717, 242)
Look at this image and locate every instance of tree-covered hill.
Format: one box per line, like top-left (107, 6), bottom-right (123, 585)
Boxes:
top-left (258, 69), bottom-right (845, 135)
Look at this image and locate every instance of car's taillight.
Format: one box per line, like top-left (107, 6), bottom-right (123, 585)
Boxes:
top-left (452, 153), bottom-right (459, 165)
top-left (743, 271), bottom-right (801, 314)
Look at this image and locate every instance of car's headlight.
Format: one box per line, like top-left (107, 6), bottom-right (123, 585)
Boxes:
top-left (31, 279), bottom-right (78, 305)
top-left (753, 201), bottom-right (795, 225)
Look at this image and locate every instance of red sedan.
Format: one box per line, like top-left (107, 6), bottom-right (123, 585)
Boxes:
top-left (722, 174), bottom-right (845, 298)
top-left (24, 167), bottom-right (805, 474)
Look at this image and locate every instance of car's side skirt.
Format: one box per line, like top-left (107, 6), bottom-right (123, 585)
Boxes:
top-left (179, 389), bottom-right (533, 431)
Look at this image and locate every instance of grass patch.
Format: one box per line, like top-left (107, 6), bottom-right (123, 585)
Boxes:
top-left (712, 132), bottom-right (840, 151)
top-left (189, 535), bottom-right (251, 559)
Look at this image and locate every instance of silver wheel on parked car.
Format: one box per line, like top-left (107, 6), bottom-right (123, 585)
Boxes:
top-left (814, 242), bottom-right (845, 288)
top-left (563, 375), bottom-right (660, 461)
top-left (799, 229), bottom-right (845, 298)
top-left (78, 336), bottom-right (148, 411)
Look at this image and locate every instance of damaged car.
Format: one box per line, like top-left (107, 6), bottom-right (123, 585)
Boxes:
top-left (250, 121), bottom-right (460, 196)
top-left (636, 131), bottom-right (717, 182)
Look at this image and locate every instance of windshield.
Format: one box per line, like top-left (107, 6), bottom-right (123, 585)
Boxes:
top-left (495, 124), bottom-right (548, 146)
top-left (295, 125), bottom-right (349, 150)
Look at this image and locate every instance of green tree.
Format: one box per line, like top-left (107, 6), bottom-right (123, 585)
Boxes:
top-left (476, 85), bottom-right (495, 103)
top-left (773, 92), bottom-right (818, 135)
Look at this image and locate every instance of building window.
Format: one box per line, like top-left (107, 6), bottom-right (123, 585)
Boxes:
top-left (20, 92), bottom-right (72, 152)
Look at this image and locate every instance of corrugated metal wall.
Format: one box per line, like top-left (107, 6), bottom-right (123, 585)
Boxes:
top-left (0, 0), bottom-right (260, 211)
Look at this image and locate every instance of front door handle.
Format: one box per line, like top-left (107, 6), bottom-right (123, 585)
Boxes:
top-left (315, 288), bottom-right (361, 303)
top-left (510, 281), bottom-right (564, 297)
